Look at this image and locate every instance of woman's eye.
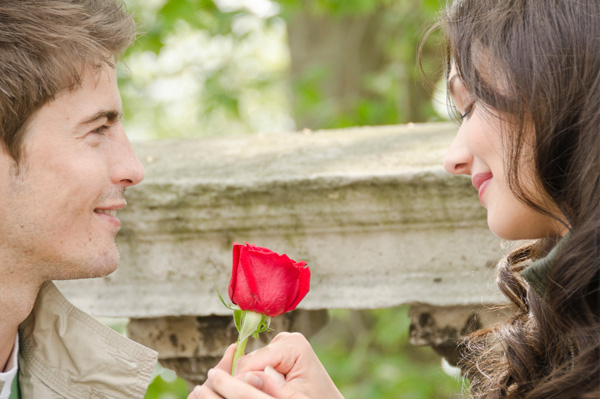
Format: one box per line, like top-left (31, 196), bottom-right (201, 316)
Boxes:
top-left (460, 104), bottom-right (474, 121)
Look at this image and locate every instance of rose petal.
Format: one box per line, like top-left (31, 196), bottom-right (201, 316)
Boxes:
top-left (228, 243), bottom-right (242, 303)
top-left (228, 243), bottom-right (310, 317)
top-left (239, 244), bottom-right (260, 307)
top-left (286, 261), bottom-right (310, 312)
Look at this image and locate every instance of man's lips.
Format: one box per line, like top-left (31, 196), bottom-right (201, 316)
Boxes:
top-left (94, 202), bottom-right (126, 226)
top-left (95, 209), bottom-right (118, 217)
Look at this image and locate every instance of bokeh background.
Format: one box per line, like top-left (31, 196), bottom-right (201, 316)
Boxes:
top-left (114, 0), bottom-right (466, 397)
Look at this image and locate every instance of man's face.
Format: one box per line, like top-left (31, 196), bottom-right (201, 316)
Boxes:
top-left (0, 66), bottom-right (144, 281)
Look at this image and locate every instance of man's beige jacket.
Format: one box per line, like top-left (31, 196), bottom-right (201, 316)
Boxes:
top-left (6, 282), bottom-right (157, 398)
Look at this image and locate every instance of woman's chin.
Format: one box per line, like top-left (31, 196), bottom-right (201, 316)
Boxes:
top-left (487, 211), bottom-right (562, 241)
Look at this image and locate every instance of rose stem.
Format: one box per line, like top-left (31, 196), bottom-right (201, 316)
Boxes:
top-left (231, 336), bottom-right (249, 375)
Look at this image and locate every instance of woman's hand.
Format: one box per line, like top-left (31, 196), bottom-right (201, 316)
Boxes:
top-left (188, 332), bottom-right (344, 399)
top-left (188, 343), bottom-right (286, 399)
top-left (234, 332), bottom-right (344, 399)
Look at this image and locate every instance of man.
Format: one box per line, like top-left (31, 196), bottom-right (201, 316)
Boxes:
top-left (0, 1), bottom-right (157, 397)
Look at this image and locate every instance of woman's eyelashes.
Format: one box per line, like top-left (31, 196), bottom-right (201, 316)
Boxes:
top-left (460, 103), bottom-right (475, 121)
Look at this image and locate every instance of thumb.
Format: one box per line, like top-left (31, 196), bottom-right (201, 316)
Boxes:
top-left (263, 366), bottom-right (286, 389)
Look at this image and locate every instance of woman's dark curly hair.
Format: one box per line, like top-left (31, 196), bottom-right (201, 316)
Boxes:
top-left (435, 0), bottom-right (599, 397)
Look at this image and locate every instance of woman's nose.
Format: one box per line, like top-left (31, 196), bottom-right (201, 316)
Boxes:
top-left (443, 127), bottom-right (472, 175)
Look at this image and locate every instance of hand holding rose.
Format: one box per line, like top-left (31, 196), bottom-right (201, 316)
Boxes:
top-left (188, 243), bottom-right (342, 399)
top-left (189, 333), bottom-right (344, 399)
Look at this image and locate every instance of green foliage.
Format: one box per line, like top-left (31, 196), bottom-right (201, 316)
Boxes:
top-left (276, 0), bottom-right (383, 18)
top-left (280, 0), bottom-right (446, 129)
top-left (121, 0), bottom-right (289, 139)
top-left (120, 0), bottom-right (447, 139)
top-left (145, 370), bottom-right (189, 399)
top-left (311, 307), bottom-right (467, 399)
top-left (130, 0), bottom-right (248, 55)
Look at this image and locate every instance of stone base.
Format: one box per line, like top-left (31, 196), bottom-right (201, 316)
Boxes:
top-left (127, 309), bottom-right (329, 385)
top-left (408, 304), bottom-right (514, 365)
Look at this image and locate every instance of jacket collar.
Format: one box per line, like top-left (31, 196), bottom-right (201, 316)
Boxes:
top-left (521, 232), bottom-right (571, 300)
top-left (18, 282), bottom-right (157, 399)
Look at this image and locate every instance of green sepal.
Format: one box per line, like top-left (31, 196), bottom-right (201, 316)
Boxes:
top-left (251, 315), bottom-right (271, 339)
top-left (238, 311), bottom-right (264, 343)
top-left (215, 286), bottom-right (242, 333)
top-left (233, 309), bottom-right (242, 332)
top-left (231, 312), bottom-right (271, 375)
top-left (216, 287), bottom-right (235, 311)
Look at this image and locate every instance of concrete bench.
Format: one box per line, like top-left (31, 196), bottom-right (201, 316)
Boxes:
top-left (57, 122), bottom-right (508, 383)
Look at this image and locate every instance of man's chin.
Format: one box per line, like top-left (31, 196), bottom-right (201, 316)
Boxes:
top-left (52, 251), bottom-right (120, 280)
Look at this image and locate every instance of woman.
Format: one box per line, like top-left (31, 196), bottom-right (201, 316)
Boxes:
top-left (190, 0), bottom-right (599, 398)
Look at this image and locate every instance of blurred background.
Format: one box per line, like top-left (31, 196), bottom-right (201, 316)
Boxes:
top-left (115, 0), bottom-right (464, 397)
top-left (120, 0), bottom-right (450, 141)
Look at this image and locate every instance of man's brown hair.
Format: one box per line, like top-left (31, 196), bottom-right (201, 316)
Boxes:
top-left (0, 0), bottom-right (136, 162)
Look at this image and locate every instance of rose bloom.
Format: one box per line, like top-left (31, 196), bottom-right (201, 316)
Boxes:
top-left (228, 242), bottom-right (310, 317)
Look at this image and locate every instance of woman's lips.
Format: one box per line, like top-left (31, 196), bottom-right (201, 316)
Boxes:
top-left (472, 173), bottom-right (493, 205)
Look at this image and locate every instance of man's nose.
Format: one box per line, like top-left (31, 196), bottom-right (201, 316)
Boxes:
top-left (111, 129), bottom-right (145, 188)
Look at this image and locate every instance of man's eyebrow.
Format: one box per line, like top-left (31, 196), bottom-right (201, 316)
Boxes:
top-left (76, 110), bottom-right (123, 128)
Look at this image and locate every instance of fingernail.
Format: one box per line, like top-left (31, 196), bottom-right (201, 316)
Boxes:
top-left (264, 365), bottom-right (285, 387)
top-left (207, 368), bottom-right (215, 378)
top-left (243, 373), bottom-right (264, 389)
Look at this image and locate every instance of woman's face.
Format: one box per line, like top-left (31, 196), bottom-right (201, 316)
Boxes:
top-left (444, 66), bottom-right (564, 240)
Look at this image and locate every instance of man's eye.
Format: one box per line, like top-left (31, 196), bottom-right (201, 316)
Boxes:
top-left (92, 125), bottom-right (109, 134)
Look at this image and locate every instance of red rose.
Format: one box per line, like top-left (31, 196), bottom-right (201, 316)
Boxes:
top-left (228, 242), bottom-right (310, 317)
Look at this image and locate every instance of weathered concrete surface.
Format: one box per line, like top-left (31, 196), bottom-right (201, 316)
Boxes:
top-left (127, 310), bottom-right (328, 385)
top-left (408, 304), bottom-right (514, 365)
top-left (56, 122), bottom-right (507, 317)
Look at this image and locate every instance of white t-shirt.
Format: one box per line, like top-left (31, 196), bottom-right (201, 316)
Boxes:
top-left (0, 334), bottom-right (19, 399)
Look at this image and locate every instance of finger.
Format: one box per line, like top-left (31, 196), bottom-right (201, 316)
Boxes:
top-left (187, 385), bottom-right (224, 399)
top-left (236, 333), bottom-right (309, 376)
top-left (203, 344), bottom-right (236, 390)
top-left (210, 368), bottom-right (276, 399)
top-left (264, 366), bottom-right (286, 387)
top-left (237, 366), bottom-right (285, 389)
top-left (238, 367), bottom-right (287, 396)
top-left (270, 331), bottom-right (294, 344)
top-left (236, 372), bottom-right (264, 390)
top-left (188, 385), bottom-right (202, 399)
